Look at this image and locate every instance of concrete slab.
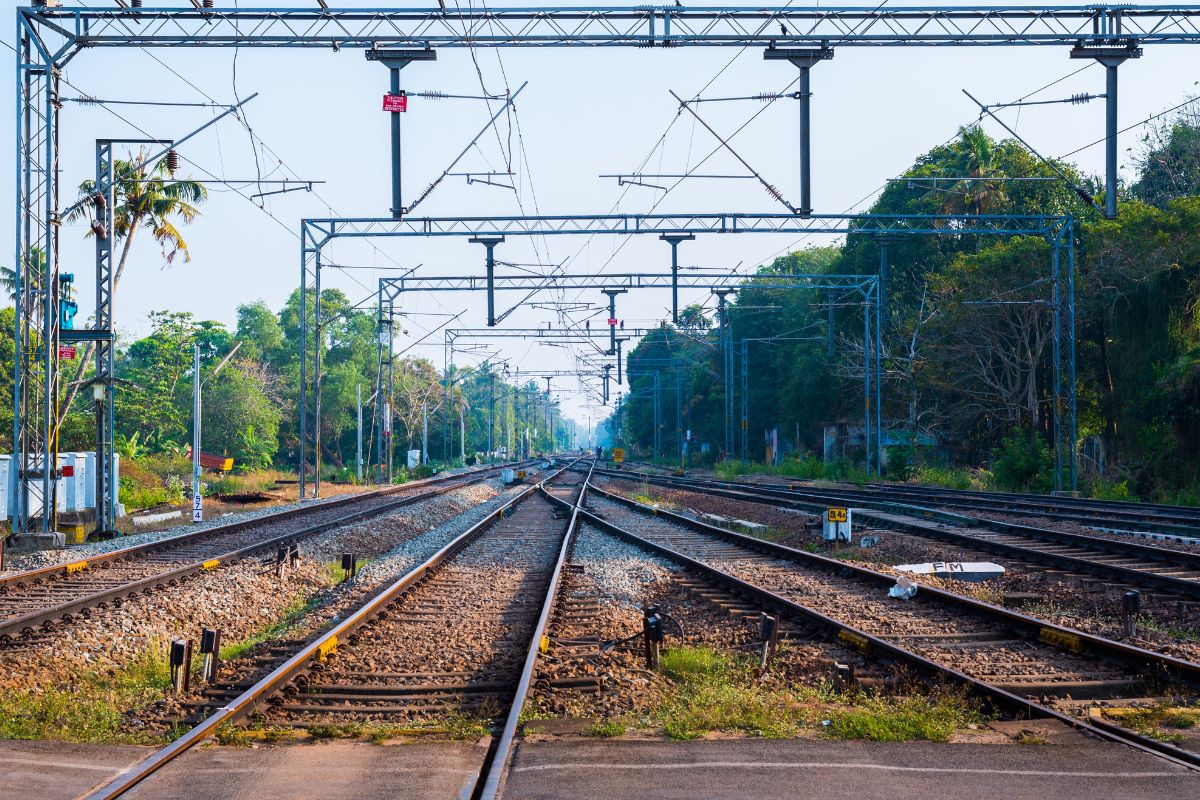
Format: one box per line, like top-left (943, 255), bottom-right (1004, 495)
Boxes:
top-left (504, 737), bottom-right (1199, 800)
top-left (0, 739), bottom-right (150, 800)
top-left (121, 740), bottom-right (489, 800)
top-left (896, 561), bottom-right (1006, 582)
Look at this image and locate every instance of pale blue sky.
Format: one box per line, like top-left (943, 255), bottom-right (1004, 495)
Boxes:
top-left (4, 3), bottom-right (1198, 425)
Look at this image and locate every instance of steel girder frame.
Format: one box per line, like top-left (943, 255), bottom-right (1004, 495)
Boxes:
top-left (13, 11), bottom-right (1106, 525)
top-left (26, 6), bottom-right (1200, 49)
top-left (12, 15), bottom-right (59, 534)
top-left (393, 268), bottom-right (880, 474)
top-left (301, 212), bottom-right (1075, 493)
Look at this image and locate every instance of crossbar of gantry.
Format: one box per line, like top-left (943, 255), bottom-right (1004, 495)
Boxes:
top-left (24, 6), bottom-right (1200, 50)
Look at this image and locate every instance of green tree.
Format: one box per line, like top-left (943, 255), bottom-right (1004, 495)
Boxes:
top-left (200, 359), bottom-right (282, 469)
top-left (1132, 108), bottom-right (1200, 208)
top-left (59, 150), bottom-right (207, 422)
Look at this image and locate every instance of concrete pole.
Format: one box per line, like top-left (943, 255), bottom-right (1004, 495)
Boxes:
top-left (356, 384), bottom-right (363, 482)
top-left (421, 399), bottom-right (428, 466)
top-left (192, 344), bottom-right (201, 523)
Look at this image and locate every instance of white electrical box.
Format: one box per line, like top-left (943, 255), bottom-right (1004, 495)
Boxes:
top-left (822, 507), bottom-right (852, 543)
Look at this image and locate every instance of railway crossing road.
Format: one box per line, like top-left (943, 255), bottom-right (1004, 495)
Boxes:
top-left (0, 726), bottom-right (1197, 800)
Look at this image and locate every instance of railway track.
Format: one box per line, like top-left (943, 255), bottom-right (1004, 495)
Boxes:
top-left (624, 460), bottom-right (1200, 538)
top-left (596, 467), bottom-right (1200, 601)
top-left (86, 461), bottom-right (588, 800)
top-left (578, 481), bottom-right (1200, 769)
top-left (0, 463), bottom-right (528, 642)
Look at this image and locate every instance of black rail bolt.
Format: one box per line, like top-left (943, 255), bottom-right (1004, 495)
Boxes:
top-left (341, 553), bottom-right (358, 582)
top-left (643, 605), bottom-right (664, 670)
top-left (199, 628), bottom-right (222, 684)
top-left (1123, 590), bottom-right (1142, 639)
top-left (275, 544), bottom-right (289, 579)
top-left (834, 661), bottom-right (856, 688)
top-left (169, 638), bottom-right (192, 695)
top-left (759, 612), bottom-right (780, 669)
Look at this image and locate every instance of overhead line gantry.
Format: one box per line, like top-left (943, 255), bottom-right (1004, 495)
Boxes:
top-left (12, 5), bottom-right (1173, 532)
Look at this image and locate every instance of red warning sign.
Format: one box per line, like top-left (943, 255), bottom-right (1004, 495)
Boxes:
top-left (608, 318), bottom-right (618, 326)
top-left (382, 94), bottom-right (408, 112)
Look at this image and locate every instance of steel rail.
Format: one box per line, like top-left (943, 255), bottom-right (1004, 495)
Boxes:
top-left (0, 463), bottom-right (528, 641)
top-left (477, 461), bottom-right (593, 800)
top-left (625, 459), bottom-right (1200, 528)
top-left (85, 461), bottom-right (581, 800)
top-left (595, 467), bottom-right (1200, 599)
top-left (1, 462), bottom-right (513, 592)
top-left (738, 479), bottom-right (1200, 537)
top-left (587, 483), bottom-right (1200, 689)
top-left (581, 481), bottom-right (1200, 770)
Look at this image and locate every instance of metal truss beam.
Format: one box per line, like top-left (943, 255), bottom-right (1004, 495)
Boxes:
top-left (27, 6), bottom-right (1200, 50)
top-left (446, 327), bottom-right (661, 340)
top-left (307, 212), bottom-right (1066, 242)
top-left (381, 270), bottom-right (878, 300)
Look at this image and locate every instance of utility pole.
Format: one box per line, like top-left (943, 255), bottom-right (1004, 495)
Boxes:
top-left (421, 399), bottom-right (428, 466)
top-left (192, 344), bottom-right (202, 523)
top-left (488, 373), bottom-right (495, 463)
top-left (356, 384), bottom-right (363, 482)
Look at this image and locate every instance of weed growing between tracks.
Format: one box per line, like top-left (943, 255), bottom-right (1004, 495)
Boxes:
top-left (0, 645), bottom-right (179, 744)
top-left (217, 594), bottom-right (317, 662)
top-left (1103, 702), bottom-right (1200, 744)
top-left (652, 647), bottom-right (983, 743)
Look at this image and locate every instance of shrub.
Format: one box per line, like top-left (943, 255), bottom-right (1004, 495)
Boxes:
top-left (991, 430), bottom-right (1053, 492)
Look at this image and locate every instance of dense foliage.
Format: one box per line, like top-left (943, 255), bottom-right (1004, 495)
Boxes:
top-left (609, 117), bottom-right (1200, 501)
top-left (0, 292), bottom-right (570, 481)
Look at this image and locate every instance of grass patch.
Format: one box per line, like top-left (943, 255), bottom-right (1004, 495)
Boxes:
top-left (307, 723), bottom-right (367, 740)
top-left (324, 557), bottom-right (376, 585)
top-left (0, 647), bottom-right (172, 744)
top-left (824, 691), bottom-right (981, 743)
top-left (657, 647), bottom-right (806, 740)
top-left (1105, 703), bottom-right (1199, 741)
top-left (653, 647), bottom-right (983, 744)
top-left (586, 718), bottom-right (627, 738)
top-left (219, 595), bottom-right (315, 662)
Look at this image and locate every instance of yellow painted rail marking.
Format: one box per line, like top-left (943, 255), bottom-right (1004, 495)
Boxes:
top-left (539, 636), bottom-right (550, 654)
top-left (65, 560), bottom-right (88, 574)
top-left (837, 629), bottom-right (871, 654)
top-left (202, 559), bottom-right (220, 571)
top-left (317, 636), bottom-right (339, 661)
top-left (1039, 627), bottom-right (1084, 654)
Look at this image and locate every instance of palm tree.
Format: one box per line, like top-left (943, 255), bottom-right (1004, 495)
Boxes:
top-left (2, 246), bottom-right (45, 305)
top-left (927, 125), bottom-right (1008, 217)
top-left (1, 265), bottom-right (14, 302)
top-left (58, 149), bottom-right (207, 424)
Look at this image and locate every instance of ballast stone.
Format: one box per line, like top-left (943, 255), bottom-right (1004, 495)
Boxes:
top-left (895, 561), bottom-right (1006, 582)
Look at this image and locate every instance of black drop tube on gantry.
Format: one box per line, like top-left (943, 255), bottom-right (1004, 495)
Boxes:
top-left (366, 48), bottom-right (437, 219)
top-left (660, 233), bottom-right (695, 322)
top-left (764, 47), bottom-right (833, 216)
